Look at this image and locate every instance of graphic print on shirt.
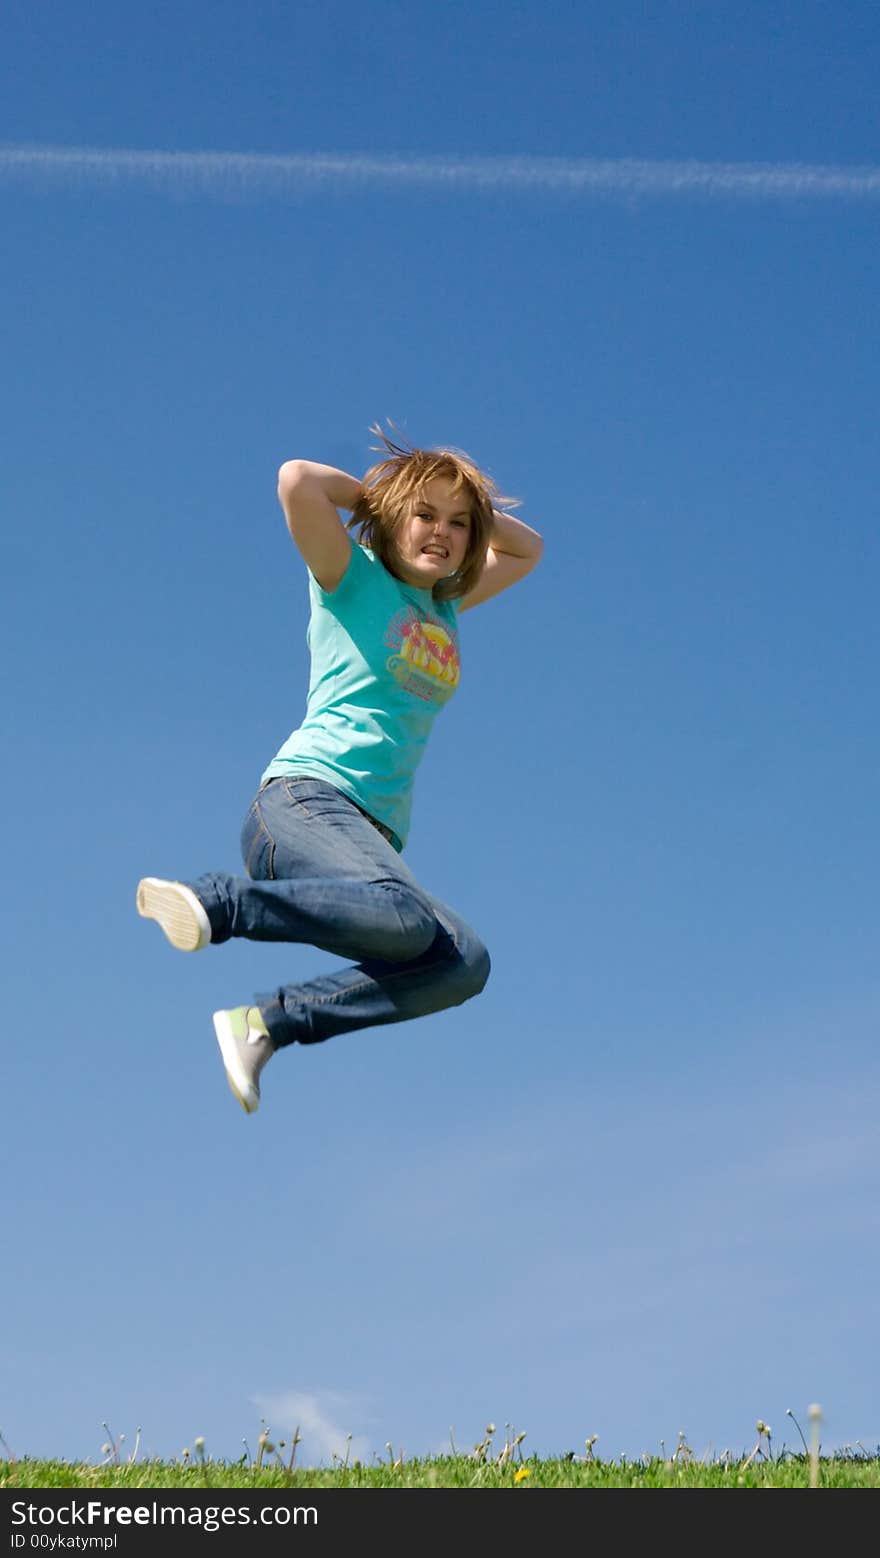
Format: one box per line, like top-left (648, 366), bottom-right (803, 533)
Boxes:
top-left (383, 605), bottom-right (461, 705)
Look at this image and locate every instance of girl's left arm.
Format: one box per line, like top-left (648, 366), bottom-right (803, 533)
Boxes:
top-left (457, 509), bottom-right (544, 612)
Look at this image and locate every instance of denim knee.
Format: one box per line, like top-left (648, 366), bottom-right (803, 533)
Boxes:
top-left (449, 938), bottom-right (491, 1003)
top-left (375, 880), bottom-right (439, 960)
top-left (470, 942), bottom-right (491, 997)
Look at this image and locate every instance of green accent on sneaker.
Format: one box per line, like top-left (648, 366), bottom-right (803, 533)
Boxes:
top-left (227, 1006), bottom-right (249, 1040)
top-left (227, 1005), bottom-right (269, 1041)
top-left (212, 1005), bottom-right (274, 1115)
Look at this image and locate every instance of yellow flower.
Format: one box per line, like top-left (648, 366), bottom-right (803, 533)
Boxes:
top-left (514, 1467), bottom-right (531, 1483)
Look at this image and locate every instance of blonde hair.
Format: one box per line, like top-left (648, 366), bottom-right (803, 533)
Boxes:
top-left (347, 421), bottom-right (519, 603)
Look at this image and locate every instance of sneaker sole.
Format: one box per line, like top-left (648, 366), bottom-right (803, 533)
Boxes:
top-left (212, 1010), bottom-right (260, 1114)
top-left (136, 878), bottom-right (208, 952)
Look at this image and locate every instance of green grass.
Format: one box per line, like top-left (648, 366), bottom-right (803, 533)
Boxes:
top-left (5, 1455), bottom-right (880, 1489)
top-left (5, 1414), bottom-right (878, 1489)
top-left (5, 1449), bottom-right (880, 1489)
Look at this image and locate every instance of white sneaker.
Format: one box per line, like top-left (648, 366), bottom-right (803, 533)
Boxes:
top-left (136, 877), bottom-right (212, 952)
top-left (212, 1006), bottom-right (275, 1114)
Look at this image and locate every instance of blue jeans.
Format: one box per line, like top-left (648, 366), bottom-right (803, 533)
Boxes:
top-left (187, 776), bottom-right (491, 1049)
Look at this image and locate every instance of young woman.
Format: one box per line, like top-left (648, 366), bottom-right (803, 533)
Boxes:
top-left (136, 425), bottom-right (543, 1113)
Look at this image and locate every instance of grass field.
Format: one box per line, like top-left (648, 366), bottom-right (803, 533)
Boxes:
top-left (5, 1455), bottom-right (880, 1489)
top-left (4, 1423), bottom-right (880, 1489)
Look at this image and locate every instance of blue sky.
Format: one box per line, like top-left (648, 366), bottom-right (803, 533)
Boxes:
top-left (3, 1), bottom-right (879, 1467)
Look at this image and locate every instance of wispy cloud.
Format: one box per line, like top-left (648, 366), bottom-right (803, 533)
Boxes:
top-left (252, 1388), bottom-right (372, 1467)
top-left (2, 142), bottom-right (880, 204)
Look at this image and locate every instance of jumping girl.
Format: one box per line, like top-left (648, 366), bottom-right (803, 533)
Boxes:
top-left (136, 425), bottom-right (543, 1113)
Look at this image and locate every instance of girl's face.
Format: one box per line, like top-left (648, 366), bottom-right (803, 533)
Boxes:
top-left (393, 477), bottom-right (473, 588)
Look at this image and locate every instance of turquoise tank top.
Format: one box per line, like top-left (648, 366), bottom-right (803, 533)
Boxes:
top-left (261, 542), bottom-right (462, 850)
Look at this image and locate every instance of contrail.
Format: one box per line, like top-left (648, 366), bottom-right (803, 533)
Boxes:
top-left (2, 142), bottom-right (880, 203)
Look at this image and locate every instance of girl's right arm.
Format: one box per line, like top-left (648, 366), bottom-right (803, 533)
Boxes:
top-left (276, 459), bottom-right (362, 593)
